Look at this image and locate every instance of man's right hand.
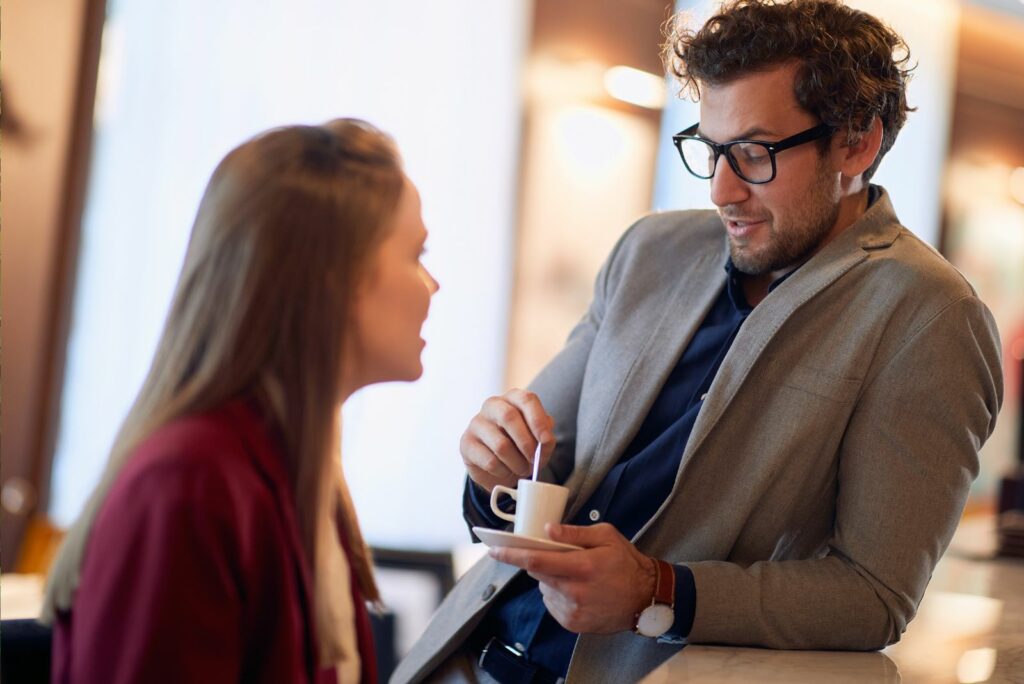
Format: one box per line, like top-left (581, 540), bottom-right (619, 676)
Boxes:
top-left (461, 388), bottom-right (556, 492)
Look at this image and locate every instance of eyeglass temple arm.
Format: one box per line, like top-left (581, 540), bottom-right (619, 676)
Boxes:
top-left (767, 124), bottom-right (834, 153)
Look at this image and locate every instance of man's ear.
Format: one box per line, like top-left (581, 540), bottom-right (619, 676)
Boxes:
top-left (835, 115), bottom-right (884, 180)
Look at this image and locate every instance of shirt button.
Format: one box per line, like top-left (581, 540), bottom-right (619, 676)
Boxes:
top-left (481, 584), bottom-right (496, 600)
top-left (589, 509), bottom-right (601, 522)
top-left (699, 393), bottom-right (708, 401)
top-left (514, 642), bottom-right (527, 652)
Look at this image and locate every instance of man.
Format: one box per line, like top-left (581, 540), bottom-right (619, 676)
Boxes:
top-left (394, 1), bottom-right (1003, 682)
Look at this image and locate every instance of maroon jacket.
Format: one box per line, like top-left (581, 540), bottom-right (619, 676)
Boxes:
top-left (53, 399), bottom-right (376, 683)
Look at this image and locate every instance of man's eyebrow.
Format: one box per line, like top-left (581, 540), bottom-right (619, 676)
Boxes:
top-left (738, 127), bottom-right (781, 139)
top-left (696, 126), bottom-right (780, 141)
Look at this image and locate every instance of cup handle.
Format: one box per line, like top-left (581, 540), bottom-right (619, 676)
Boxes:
top-left (490, 485), bottom-right (517, 523)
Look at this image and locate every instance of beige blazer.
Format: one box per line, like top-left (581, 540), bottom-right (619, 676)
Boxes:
top-left (392, 188), bottom-right (1003, 683)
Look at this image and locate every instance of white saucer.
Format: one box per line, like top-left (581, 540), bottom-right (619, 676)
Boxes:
top-left (472, 526), bottom-right (582, 552)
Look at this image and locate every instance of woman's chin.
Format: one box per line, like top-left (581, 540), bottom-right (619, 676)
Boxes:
top-left (407, 359), bottom-right (425, 381)
top-left (381, 360), bottom-right (424, 385)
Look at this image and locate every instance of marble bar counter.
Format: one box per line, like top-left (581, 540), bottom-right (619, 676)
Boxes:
top-left (640, 516), bottom-right (1024, 683)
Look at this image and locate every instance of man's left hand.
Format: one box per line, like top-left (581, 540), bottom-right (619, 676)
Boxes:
top-left (488, 522), bottom-right (657, 634)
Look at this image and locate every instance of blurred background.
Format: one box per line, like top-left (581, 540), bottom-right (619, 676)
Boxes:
top-left (3, 0), bottom-right (1023, 672)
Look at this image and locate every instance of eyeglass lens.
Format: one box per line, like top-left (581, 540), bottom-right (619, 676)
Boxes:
top-left (679, 139), bottom-right (775, 183)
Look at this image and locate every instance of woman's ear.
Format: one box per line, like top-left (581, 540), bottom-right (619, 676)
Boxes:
top-left (836, 115), bottom-right (884, 180)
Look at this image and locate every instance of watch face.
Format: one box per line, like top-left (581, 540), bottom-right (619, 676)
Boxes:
top-left (637, 604), bottom-right (675, 637)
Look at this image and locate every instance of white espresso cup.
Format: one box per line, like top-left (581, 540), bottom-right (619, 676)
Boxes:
top-left (490, 479), bottom-right (569, 539)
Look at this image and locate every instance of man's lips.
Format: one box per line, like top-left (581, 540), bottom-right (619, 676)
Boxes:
top-left (723, 217), bottom-right (767, 238)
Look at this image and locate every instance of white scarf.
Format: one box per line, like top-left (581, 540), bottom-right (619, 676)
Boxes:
top-left (317, 459), bottom-right (361, 683)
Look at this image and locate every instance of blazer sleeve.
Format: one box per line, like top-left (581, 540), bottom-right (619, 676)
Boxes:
top-left (685, 294), bottom-right (1003, 649)
top-left (68, 462), bottom-right (246, 683)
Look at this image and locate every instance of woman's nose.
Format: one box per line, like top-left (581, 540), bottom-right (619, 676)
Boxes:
top-left (422, 267), bottom-right (439, 295)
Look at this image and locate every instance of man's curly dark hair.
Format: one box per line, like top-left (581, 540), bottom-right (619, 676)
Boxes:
top-left (663, 0), bottom-right (916, 181)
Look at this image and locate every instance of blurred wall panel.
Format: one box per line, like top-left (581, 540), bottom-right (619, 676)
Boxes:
top-left (506, 0), bottom-right (672, 388)
top-left (0, 0), bottom-right (93, 564)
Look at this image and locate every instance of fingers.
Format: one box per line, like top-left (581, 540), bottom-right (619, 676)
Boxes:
top-left (539, 581), bottom-right (578, 623)
top-left (461, 389), bottom-right (556, 490)
top-left (461, 431), bottom-right (519, 491)
top-left (487, 547), bottom-right (591, 581)
top-left (463, 416), bottom-right (529, 480)
top-left (546, 522), bottom-right (619, 547)
top-left (487, 525), bottom-right (622, 575)
top-left (480, 391), bottom-right (551, 465)
top-left (538, 578), bottom-right (615, 635)
top-left (502, 388), bottom-right (556, 455)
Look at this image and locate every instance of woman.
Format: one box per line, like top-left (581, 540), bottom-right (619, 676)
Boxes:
top-left (41, 119), bottom-right (438, 683)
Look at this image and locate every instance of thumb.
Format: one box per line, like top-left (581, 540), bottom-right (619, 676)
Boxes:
top-left (546, 522), bottom-right (612, 547)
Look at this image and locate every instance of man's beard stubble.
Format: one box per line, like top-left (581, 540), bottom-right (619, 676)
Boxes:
top-left (728, 163), bottom-right (841, 277)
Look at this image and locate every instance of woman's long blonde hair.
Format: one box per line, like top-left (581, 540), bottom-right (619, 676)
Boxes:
top-left (43, 119), bottom-right (398, 642)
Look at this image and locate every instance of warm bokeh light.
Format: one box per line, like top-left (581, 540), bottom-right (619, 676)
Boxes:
top-left (1009, 166), bottom-right (1024, 205)
top-left (956, 648), bottom-right (997, 684)
top-left (908, 591), bottom-right (1003, 640)
top-left (1011, 337), bottom-right (1024, 361)
top-left (603, 65), bottom-right (666, 110)
top-left (527, 57), bottom-right (605, 106)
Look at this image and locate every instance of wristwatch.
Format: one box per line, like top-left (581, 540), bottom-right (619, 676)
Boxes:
top-left (634, 558), bottom-right (676, 638)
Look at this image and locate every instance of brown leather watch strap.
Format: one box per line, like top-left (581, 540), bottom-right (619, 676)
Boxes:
top-left (653, 558), bottom-right (675, 607)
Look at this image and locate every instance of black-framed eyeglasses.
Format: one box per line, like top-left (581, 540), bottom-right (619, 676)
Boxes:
top-left (672, 122), bottom-right (834, 184)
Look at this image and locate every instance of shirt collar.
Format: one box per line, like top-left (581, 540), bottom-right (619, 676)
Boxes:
top-left (723, 258), bottom-right (798, 312)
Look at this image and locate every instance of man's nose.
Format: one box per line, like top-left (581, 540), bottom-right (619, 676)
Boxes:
top-left (709, 155), bottom-right (750, 208)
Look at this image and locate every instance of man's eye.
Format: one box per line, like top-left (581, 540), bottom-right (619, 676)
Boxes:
top-left (738, 146), bottom-right (769, 163)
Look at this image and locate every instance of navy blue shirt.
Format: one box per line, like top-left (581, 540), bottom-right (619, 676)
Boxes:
top-left (469, 259), bottom-right (793, 677)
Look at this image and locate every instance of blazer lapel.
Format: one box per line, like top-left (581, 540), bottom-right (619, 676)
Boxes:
top-left (566, 238), bottom-right (728, 519)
